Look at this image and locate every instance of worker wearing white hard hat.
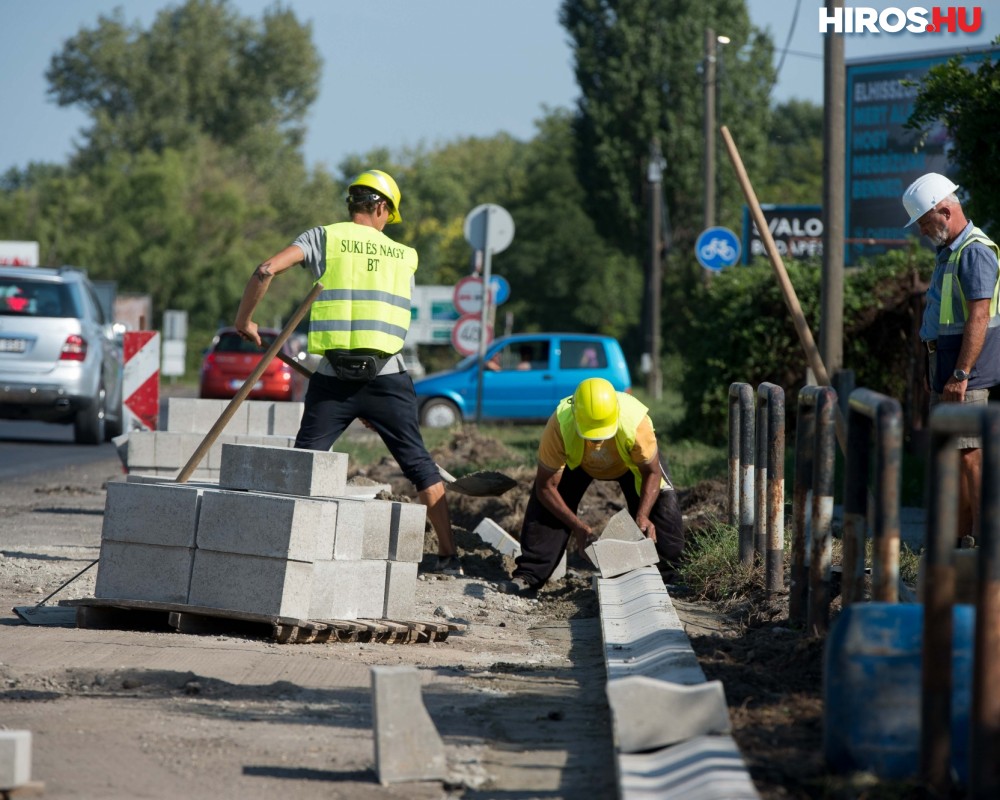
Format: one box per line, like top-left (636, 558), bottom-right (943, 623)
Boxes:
top-left (903, 173), bottom-right (1000, 544)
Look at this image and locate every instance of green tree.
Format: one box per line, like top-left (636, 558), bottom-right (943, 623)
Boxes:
top-left (758, 99), bottom-right (823, 205)
top-left (46, 0), bottom-right (321, 168)
top-left (907, 47), bottom-right (1000, 235)
top-left (560, 0), bottom-right (775, 260)
top-left (501, 109), bottom-right (642, 339)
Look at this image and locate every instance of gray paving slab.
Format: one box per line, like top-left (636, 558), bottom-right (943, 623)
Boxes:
top-left (94, 540), bottom-right (194, 604)
top-left (188, 549), bottom-right (313, 618)
top-left (218, 443), bottom-right (348, 497)
top-left (586, 537), bottom-right (659, 578)
top-left (102, 480), bottom-right (203, 547)
top-left (196, 489), bottom-right (336, 562)
top-left (601, 508), bottom-right (645, 541)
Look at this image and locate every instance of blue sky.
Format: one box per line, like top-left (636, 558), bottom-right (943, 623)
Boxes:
top-left (0, 1), bottom-right (996, 176)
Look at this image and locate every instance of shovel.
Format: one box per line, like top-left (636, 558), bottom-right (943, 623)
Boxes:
top-left (275, 350), bottom-right (517, 498)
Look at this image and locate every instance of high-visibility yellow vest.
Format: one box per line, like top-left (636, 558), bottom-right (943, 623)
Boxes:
top-left (556, 392), bottom-right (665, 493)
top-left (307, 222), bottom-right (417, 355)
top-left (938, 226), bottom-right (1000, 336)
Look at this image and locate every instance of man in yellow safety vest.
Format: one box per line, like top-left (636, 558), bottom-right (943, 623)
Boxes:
top-left (904, 172), bottom-right (1000, 545)
top-left (234, 169), bottom-right (462, 575)
top-left (500, 377), bottom-right (684, 596)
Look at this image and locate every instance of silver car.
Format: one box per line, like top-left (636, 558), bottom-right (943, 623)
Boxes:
top-left (0, 266), bottom-right (124, 443)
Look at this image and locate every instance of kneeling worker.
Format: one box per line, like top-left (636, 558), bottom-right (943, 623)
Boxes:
top-left (501, 378), bottom-right (684, 595)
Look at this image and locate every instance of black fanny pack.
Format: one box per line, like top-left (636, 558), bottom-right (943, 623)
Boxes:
top-left (326, 350), bottom-right (393, 382)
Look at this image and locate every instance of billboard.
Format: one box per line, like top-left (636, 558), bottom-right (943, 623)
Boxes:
top-left (846, 46), bottom-right (998, 264)
top-left (741, 205), bottom-right (823, 264)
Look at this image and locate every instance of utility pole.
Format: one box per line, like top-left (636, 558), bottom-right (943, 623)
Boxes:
top-left (647, 138), bottom-right (664, 400)
top-left (821, 0), bottom-right (845, 378)
top-left (703, 27), bottom-right (717, 232)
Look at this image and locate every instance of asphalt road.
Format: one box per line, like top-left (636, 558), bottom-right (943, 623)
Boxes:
top-left (0, 420), bottom-right (120, 479)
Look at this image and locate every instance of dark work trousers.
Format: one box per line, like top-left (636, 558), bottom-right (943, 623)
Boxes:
top-left (512, 454), bottom-right (684, 588)
top-left (294, 371), bottom-right (441, 492)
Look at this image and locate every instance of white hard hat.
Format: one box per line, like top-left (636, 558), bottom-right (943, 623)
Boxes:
top-left (901, 172), bottom-right (960, 228)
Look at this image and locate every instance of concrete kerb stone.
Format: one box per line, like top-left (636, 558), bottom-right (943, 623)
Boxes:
top-left (596, 566), bottom-right (760, 799)
top-left (0, 730), bottom-right (32, 789)
top-left (601, 508), bottom-right (645, 541)
top-left (385, 561), bottom-right (418, 619)
top-left (585, 537), bottom-right (659, 578)
top-left (371, 666), bottom-right (447, 786)
top-left (473, 518), bottom-right (522, 557)
top-left (188, 550), bottom-right (313, 618)
top-left (310, 559), bottom-right (388, 620)
top-left (607, 677), bottom-right (731, 753)
top-left (94, 540), bottom-right (194, 604)
top-left (362, 500), bottom-right (426, 562)
top-left (618, 735), bottom-right (760, 799)
top-left (102, 480), bottom-right (203, 547)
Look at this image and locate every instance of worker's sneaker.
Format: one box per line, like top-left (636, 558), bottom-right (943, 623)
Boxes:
top-left (425, 555), bottom-right (464, 576)
top-left (498, 576), bottom-right (537, 598)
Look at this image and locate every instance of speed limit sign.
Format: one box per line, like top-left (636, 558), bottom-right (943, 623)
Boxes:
top-left (451, 314), bottom-right (493, 356)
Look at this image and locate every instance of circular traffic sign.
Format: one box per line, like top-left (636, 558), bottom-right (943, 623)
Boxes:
top-left (695, 226), bottom-right (741, 271)
top-left (451, 314), bottom-right (493, 356)
top-left (453, 276), bottom-right (487, 315)
top-left (464, 204), bottom-right (515, 254)
top-left (489, 275), bottom-right (511, 306)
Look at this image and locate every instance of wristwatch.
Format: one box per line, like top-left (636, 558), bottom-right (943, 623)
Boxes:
top-left (953, 368), bottom-right (971, 382)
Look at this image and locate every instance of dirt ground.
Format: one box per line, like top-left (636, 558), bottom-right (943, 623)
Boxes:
top-left (0, 426), bottom-right (905, 799)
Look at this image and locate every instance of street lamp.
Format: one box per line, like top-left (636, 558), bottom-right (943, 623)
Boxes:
top-left (704, 29), bottom-right (730, 232)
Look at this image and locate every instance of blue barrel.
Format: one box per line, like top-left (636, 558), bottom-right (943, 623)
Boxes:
top-left (823, 602), bottom-right (974, 783)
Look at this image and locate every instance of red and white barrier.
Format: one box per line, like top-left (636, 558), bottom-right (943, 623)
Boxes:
top-left (123, 331), bottom-right (160, 431)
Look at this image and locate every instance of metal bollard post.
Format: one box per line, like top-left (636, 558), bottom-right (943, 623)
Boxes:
top-left (791, 387), bottom-right (819, 625)
top-left (971, 405), bottom-right (1000, 799)
top-left (808, 387), bottom-right (837, 635)
top-left (728, 383), bottom-right (755, 566)
top-left (756, 383), bottom-right (785, 594)
top-left (842, 388), bottom-right (902, 604)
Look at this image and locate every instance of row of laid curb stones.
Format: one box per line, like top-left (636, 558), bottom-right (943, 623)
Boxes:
top-left (596, 566), bottom-right (761, 799)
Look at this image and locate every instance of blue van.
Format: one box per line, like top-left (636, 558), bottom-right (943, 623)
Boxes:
top-left (413, 333), bottom-right (631, 427)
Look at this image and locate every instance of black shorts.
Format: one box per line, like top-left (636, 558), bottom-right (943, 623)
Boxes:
top-left (294, 371), bottom-right (441, 492)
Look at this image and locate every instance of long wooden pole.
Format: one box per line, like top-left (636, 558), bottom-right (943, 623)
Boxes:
top-left (174, 282), bottom-right (323, 483)
top-left (721, 125), bottom-right (848, 453)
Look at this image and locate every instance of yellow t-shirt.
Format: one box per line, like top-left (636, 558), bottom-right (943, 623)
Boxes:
top-left (537, 413), bottom-right (658, 480)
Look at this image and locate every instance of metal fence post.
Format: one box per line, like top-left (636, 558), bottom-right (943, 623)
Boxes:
top-left (728, 382), bottom-right (755, 565)
top-left (808, 387), bottom-right (837, 635)
top-left (971, 405), bottom-right (1000, 799)
top-left (791, 387), bottom-right (818, 625)
top-left (842, 388), bottom-right (901, 604)
top-left (757, 383), bottom-right (785, 594)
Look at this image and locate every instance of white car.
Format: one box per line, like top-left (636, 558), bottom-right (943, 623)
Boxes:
top-left (0, 266), bottom-right (124, 443)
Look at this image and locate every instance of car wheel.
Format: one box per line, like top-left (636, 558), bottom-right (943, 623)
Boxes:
top-left (421, 398), bottom-right (461, 428)
top-left (75, 385), bottom-right (107, 445)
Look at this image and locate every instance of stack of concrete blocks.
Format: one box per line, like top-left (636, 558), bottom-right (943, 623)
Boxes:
top-left (95, 442), bottom-right (427, 622)
top-left (124, 398), bottom-right (302, 481)
top-left (0, 731), bottom-right (32, 792)
top-left (473, 517), bottom-right (566, 581)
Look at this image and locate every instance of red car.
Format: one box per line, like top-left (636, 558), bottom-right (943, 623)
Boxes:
top-left (198, 327), bottom-right (308, 402)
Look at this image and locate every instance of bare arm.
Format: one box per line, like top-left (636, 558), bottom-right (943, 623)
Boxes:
top-left (633, 450), bottom-right (662, 543)
top-left (534, 464), bottom-right (594, 551)
top-left (943, 297), bottom-right (989, 402)
top-left (234, 245), bottom-right (305, 345)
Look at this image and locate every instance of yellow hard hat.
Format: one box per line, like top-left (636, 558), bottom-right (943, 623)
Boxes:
top-left (348, 169), bottom-right (402, 224)
top-left (572, 378), bottom-right (619, 440)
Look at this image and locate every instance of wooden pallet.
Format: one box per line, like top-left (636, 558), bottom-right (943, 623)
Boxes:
top-left (1, 782), bottom-right (46, 799)
top-left (58, 598), bottom-right (461, 644)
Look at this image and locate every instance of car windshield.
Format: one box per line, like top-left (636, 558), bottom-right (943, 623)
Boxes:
top-left (0, 278), bottom-right (80, 318)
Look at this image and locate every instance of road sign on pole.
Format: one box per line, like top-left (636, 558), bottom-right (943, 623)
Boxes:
top-left (695, 226), bottom-right (741, 271)
top-left (451, 314), bottom-right (493, 357)
top-left (463, 204), bottom-right (515, 422)
top-left (453, 276), bottom-right (488, 316)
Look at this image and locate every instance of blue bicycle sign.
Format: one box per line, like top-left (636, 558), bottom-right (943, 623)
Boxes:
top-left (695, 226), bottom-right (741, 271)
